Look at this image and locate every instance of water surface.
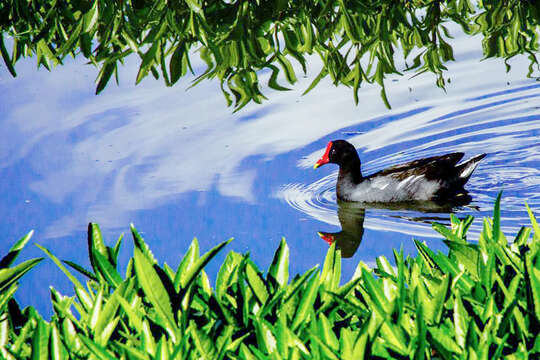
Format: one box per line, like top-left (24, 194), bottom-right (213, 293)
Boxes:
top-left (1, 28), bottom-right (539, 315)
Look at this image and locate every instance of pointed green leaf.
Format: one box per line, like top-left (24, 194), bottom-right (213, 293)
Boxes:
top-left (0, 230), bottom-right (33, 268)
top-left (0, 258), bottom-right (43, 292)
top-left (267, 237), bottom-right (289, 289)
top-left (133, 247), bottom-right (178, 338)
top-left (31, 318), bottom-right (50, 360)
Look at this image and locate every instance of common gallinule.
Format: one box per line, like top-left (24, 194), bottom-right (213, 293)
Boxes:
top-left (314, 140), bottom-right (486, 202)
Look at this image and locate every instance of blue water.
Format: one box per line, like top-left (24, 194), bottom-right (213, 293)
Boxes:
top-left (1, 29), bottom-right (539, 316)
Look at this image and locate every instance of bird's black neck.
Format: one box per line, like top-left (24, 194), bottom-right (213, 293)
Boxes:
top-left (337, 159), bottom-right (363, 185)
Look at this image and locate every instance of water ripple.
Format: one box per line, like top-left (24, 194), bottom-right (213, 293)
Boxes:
top-left (279, 84), bottom-right (540, 240)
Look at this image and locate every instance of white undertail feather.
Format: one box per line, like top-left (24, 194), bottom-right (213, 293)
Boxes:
top-left (459, 155), bottom-right (485, 179)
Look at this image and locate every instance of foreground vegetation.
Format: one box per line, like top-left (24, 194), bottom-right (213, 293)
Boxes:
top-left (1, 0), bottom-right (540, 109)
top-left (1, 194), bottom-right (539, 359)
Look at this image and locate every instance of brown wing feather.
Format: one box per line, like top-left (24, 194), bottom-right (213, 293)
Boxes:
top-left (368, 153), bottom-right (465, 181)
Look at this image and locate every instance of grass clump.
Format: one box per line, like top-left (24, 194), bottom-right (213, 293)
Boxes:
top-left (0, 194), bottom-right (539, 359)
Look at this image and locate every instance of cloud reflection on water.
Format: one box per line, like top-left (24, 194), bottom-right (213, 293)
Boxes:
top-left (0, 23), bottom-right (538, 243)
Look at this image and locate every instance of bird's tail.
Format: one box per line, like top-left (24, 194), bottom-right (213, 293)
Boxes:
top-left (457, 153), bottom-right (486, 183)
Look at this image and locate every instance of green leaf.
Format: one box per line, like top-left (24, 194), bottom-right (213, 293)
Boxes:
top-left (95, 62), bottom-right (116, 95)
top-left (116, 296), bottom-right (143, 330)
top-left (414, 239), bottom-right (438, 271)
top-left (492, 191), bottom-right (503, 244)
top-left (443, 240), bottom-right (480, 278)
top-left (267, 64), bottom-right (291, 91)
top-left (360, 267), bottom-right (392, 315)
top-left (49, 322), bottom-right (67, 360)
top-left (136, 43), bottom-right (159, 84)
top-left (57, 21), bottom-right (83, 56)
top-left (525, 254), bottom-right (540, 322)
top-left (174, 238), bottom-right (200, 291)
top-left (94, 282), bottom-right (130, 342)
top-left (427, 325), bottom-right (461, 356)
top-left (109, 233), bottom-right (123, 267)
top-left (514, 226), bottom-right (531, 246)
top-left (177, 238), bottom-right (232, 293)
top-left (0, 282), bottom-right (18, 312)
top-left (320, 242), bottom-right (341, 296)
top-left (78, 334), bottom-right (116, 360)
top-left (0, 230), bottom-right (33, 268)
top-left (36, 244), bottom-right (85, 290)
top-left (303, 67), bottom-right (328, 96)
top-left (82, 1), bottom-right (99, 33)
top-left (62, 260), bottom-right (97, 281)
top-left (414, 303), bottom-right (427, 360)
top-left (133, 246), bottom-right (178, 339)
top-left (185, 0), bottom-right (203, 14)
top-left (216, 251), bottom-right (242, 300)
top-left (318, 313), bottom-right (339, 352)
top-left (0, 34), bottom-right (16, 77)
top-left (31, 318), bottom-right (50, 360)
top-left (453, 293), bottom-right (468, 349)
top-left (276, 53), bottom-right (297, 84)
top-left (526, 202), bottom-right (540, 241)
top-left (291, 271), bottom-right (319, 330)
top-left (253, 317), bottom-right (277, 355)
top-left (0, 258), bottom-right (43, 292)
top-left (92, 250), bottom-right (123, 288)
top-left (130, 224), bottom-right (157, 264)
top-left (267, 237), bottom-right (289, 289)
top-left (425, 275), bottom-right (450, 325)
top-left (433, 222), bottom-right (466, 244)
top-left (170, 43), bottom-right (186, 85)
top-left (245, 260), bottom-right (269, 305)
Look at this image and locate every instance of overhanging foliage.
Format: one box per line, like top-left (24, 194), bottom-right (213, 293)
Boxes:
top-left (1, 0), bottom-right (539, 110)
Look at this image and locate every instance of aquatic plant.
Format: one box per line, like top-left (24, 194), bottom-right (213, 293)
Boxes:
top-left (1, 194), bottom-right (540, 358)
top-left (0, 231), bottom-right (43, 358)
top-left (1, 0), bottom-right (539, 110)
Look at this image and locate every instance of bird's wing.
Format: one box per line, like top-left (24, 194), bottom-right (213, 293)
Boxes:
top-left (368, 153), bottom-right (465, 180)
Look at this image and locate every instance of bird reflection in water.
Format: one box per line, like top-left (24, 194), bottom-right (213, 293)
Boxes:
top-left (317, 194), bottom-right (475, 258)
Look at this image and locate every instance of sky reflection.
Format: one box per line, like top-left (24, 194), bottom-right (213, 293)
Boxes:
top-left (1, 24), bottom-right (539, 315)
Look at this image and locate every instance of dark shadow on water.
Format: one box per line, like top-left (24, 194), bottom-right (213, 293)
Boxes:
top-left (318, 194), bottom-right (475, 258)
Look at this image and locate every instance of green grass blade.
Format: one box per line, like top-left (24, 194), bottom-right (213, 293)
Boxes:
top-left (36, 244), bottom-right (85, 290)
top-left (78, 334), bottom-right (116, 360)
top-left (62, 260), bottom-right (97, 281)
top-left (245, 260), bottom-right (269, 305)
top-left (525, 202), bottom-right (540, 241)
top-left (0, 258), bottom-right (43, 292)
top-left (49, 322), bottom-right (67, 360)
top-left (360, 267), bottom-right (392, 315)
top-left (31, 318), bottom-right (50, 360)
top-left (453, 293), bottom-right (468, 349)
top-left (133, 247), bottom-right (178, 339)
top-left (130, 224), bottom-right (157, 264)
top-left (492, 191), bottom-right (503, 244)
top-left (433, 222), bottom-right (466, 244)
top-left (216, 251), bottom-right (242, 300)
top-left (291, 271), bottom-right (319, 331)
top-left (178, 238), bottom-right (232, 294)
top-left (320, 242), bottom-right (341, 297)
top-left (267, 237), bottom-right (289, 289)
top-left (173, 238), bottom-right (199, 291)
top-left (0, 230), bottom-right (34, 268)
top-left (92, 250), bottom-right (123, 288)
top-left (525, 255), bottom-right (540, 322)
top-left (88, 223), bottom-right (110, 275)
top-left (443, 240), bottom-right (480, 278)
